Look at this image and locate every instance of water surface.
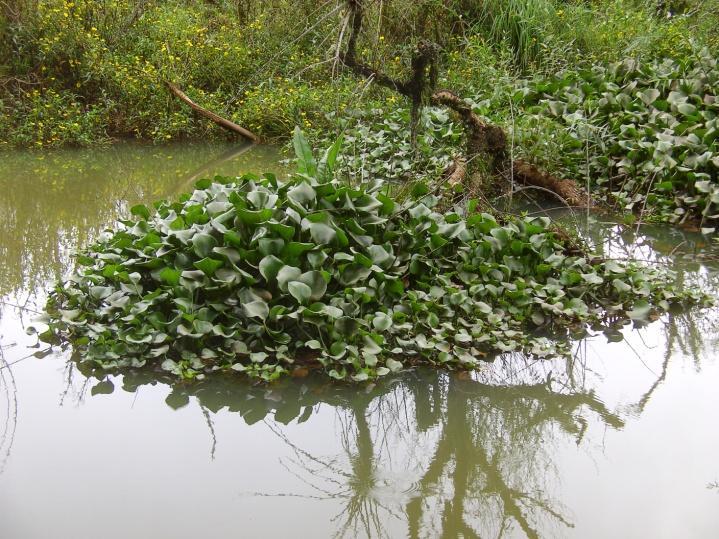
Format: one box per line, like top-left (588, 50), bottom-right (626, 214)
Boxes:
top-left (1, 142), bottom-right (718, 538)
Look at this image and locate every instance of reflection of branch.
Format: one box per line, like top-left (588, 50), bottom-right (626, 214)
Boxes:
top-left (173, 142), bottom-right (256, 196)
top-left (201, 405), bottom-right (217, 460)
top-left (634, 348), bottom-right (670, 415)
top-left (406, 375), bottom-right (600, 538)
top-left (262, 403), bottom-right (401, 539)
top-left (0, 339), bottom-right (18, 474)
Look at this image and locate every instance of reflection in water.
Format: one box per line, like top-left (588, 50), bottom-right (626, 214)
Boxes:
top-left (0, 341), bottom-right (18, 474)
top-left (70, 319), bottom-right (700, 539)
top-left (0, 141), bottom-right (283, 299)
top-left (78, 364), bottom-right (613, 537)
top-left (1, 143), bottom-right (719, 537)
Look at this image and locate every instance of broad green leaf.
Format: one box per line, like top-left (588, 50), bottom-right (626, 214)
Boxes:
top-left (243, 300), bottom-right (269, 320)
top-left (277, 265), bottom-right (302, 291)
top-left (192, 233), bottom-right (218, 258)
top-left (259, 255), bottom-right (284, 282)
top-left (159, 267), bottom-right (182, 286)
top-left (194, 257), bottom-right (224, 276)
top-left (131, 204), bottom-right (151, 221)
top-left (288, 281), bottom-right (312, 304)
top-left (308, 222), bottom-right (336, 245)
top-left (299, 270), bottom-right (328, 301)
top-left (292, 127), bottom-right (317, 176)
top-left (287, 181), bottom-right (316, 207)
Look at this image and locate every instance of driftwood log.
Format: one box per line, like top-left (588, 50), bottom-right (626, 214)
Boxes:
top-left (167, 82), bottom-right (260, 144)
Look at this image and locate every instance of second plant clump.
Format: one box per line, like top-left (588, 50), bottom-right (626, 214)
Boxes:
top-left (37, 131), bottom-right (707, 381)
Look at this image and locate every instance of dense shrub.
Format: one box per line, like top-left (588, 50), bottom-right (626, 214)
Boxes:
top-left (2, 0), bottom-right (717, 147)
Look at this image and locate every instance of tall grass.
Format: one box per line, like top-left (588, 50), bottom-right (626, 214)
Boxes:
top-left (469, 0), bottom-right (556, 70)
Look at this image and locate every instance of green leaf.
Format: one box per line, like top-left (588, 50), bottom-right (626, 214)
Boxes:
top-left (236, 207), bottom-right (273, 225)
top-left (339, 264), bottom-right (372, 285)
top-left (334, 316), bottom-right (358, 335)
top-left (293, 127), bottom-right (317, 176)
top-left (287, 181), bottom-right (316, 207)
top-left (259, 255), bottom-right (284, 282)
top-left (159, 267), bottom-right (181, 286)
top-left (318, 134), bottom-right (343, 181)
top-left (131, 204), bottom-right (151, 221)
top-left (308, 222), bottom-right (336, 245)
top-left (299, 270), bottom-right (328, 301)
top-left (372, 313), bottom-right (392, 331)
top-left (267, 222), bottom-right (296, 242)
top-left (627, 300), bottom-right (651, 321)
top-left (192, 233), bottom-right (218, 258)
top-left (638, 88), bottom-right (660, 105)
top-left (277, 265), bottom-right (302, 291)
top-left (194, 257), bottom-right (224, 276)
top-left (243, 300), bottom-right (269, 320)
top-left (386, 358), bottom-right (403, 372)
top-left (288, 281), bottom-right (312, 304)
top-left (282, 242), bottom-right (315, 259)
top-left (90, 286), bottom-right (113, 300)
top-left (367, 245), bottom-right (394, 269)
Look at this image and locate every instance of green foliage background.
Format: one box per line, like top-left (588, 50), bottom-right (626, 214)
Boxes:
top-left (1, 0), bottom-right (717, 146)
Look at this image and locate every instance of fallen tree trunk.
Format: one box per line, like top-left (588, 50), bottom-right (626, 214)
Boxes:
top-left (431, 89), bottom-right (592, 207)
top-left (337, 1), bottom-right (591, 207)
top-left (167, 82), bottom-right (260, 144)
top-left (511, 159), bottom-right (593, 208)
top-left (431, 90), bottom-right (506, 168)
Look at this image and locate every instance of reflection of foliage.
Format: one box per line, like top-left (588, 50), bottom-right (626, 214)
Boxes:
top-left (108, 362), bottom-right (622, 538)
top-left (0, 142), bottom-right (282, 300)
top-left (577, 216), bottom-right (719, 361)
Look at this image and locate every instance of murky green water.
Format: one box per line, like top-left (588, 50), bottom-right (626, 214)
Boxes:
top-left (1, 142), bottom-right (718, 538)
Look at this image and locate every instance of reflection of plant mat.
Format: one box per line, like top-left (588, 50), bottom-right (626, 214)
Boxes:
top-left (36, 132), bottom-right (708, 382)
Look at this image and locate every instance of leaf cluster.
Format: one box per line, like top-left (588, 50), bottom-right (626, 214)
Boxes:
top-left (39, 130), bottom-right (707, 381)
top-left (517, 50), bottom-right (719, 228)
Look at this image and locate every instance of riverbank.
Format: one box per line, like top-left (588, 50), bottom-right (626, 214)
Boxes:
top-left (2, 1), bottom-right (716, 148)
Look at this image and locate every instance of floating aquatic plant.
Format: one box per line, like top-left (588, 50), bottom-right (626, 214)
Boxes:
top-left (518, 50), bottom-right (719, 228)
top-left (35, 130), bottom-right (707, 381)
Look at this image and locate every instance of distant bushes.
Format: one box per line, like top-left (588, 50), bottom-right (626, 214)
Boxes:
top-left (0, 0), bottom-right (717, 148)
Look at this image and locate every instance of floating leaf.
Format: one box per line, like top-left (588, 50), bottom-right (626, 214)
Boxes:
top-left (194, 257), bottom-right (224, 276)
top-left (288, 281), bottom-right (312, 304)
